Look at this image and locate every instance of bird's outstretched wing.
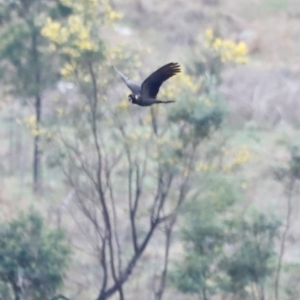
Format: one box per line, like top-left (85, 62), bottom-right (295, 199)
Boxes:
top-left (141, 62), bottom-right (181, 99)
top-left (113, 66), bottom-right (141, 95)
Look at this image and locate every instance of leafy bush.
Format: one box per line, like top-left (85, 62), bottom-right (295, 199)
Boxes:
top-left (170, 175), bottom-right (239, 300)
top-left (220, 212), bottom-right (281, 298)
top-left (170, 181), bottom-right (281, 300)
top-left (0, 210), bottom-right (70, 300)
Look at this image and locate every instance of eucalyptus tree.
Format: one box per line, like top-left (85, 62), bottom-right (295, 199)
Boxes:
top-left (0, 0), bottom-right (70, 191)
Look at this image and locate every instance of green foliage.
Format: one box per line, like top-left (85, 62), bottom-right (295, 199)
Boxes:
top-left (0, 210), bottom-right (70, 300)
top-left (0, 0), bottom-right (71, 189)
top-left (171, 181), bottom-right (281, 300)
top-left (221, 212), bottom-right (281, 296)
top-left (50, 1), bottom-right (74, 19)
top-left (0, 0), bottom-right (69, 98)
top-left (283, 264), bottom-right (300, 300)
top-left (273, 146), bottom-right (300, 181)
top-left (170, 175), bottom-right (239, 299)
top-left (41, 13), bottom-right (230, 297)
top-left (169, 75), bottom-right (226, 141)
top-left (187, 29), bottom-right (248, 82)
top-left (265, 0), bottom-right (289, 12)
top-left (289, 146), bottom-right (300, 179)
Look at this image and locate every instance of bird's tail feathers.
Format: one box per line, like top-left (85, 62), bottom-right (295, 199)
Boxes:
top-left (155, 100), bottom-right (176, 104)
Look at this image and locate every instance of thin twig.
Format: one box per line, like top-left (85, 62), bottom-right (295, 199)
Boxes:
top-left (274, 177), bottom-right (295, 300)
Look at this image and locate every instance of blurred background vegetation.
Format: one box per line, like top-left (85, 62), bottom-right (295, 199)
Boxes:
top-left (0, 0), bottom-right (300, 299)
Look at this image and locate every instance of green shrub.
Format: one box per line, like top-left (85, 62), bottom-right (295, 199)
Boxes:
top-left (0, 210), bottom-right (70, 300)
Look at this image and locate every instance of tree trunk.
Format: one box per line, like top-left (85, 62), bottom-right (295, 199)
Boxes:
top-left (8, 275), bottom-right (22, 300)
top-left (32, 28), bottom-right (42, 192)
top-left (33, 93), bottom-right (41, 192)
top-left (274, 178), bottom-right (295, 300)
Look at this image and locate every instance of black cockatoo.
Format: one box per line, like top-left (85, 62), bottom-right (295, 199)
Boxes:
top-left (114, 62), bottom-right (181, 106)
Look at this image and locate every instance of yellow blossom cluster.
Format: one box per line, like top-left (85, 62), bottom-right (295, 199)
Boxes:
top-left (42, 15), bottom-right (98, 56)
top-left (24, 115), bottom-right (40, 136)
top-left (222, 146), bottom-right (253, 172)
top-left (116, 99), bottom-right (130, 110)
top-left (105, 46), bottom-right (124, 62)
top-left (60, 61), bottom-right (78, 78)
top-left (234, 146), bottom-right (252, 165)
top-left (152, 153), bottom-right (178, 166)
top-left (156, 153), bottom-right (180, 167)
top-left (201, 97), bottom-right (214, 107)
top-left (155, 137), bottom-right (183, 151)
top-left (142, 112), bottom-right (152, 125)
top-left (223, 165), bottom-right (233, 173)
top-left (18, 115), bottom-right (52, 140)
top-left (104, 44), bottom-right (146, 72)
top-left (173, 139), bottom-right (183, 150)
top-left (167, 157), bottom-right (179, 165)
top-left (60, 0), bottom-right (121, 25)
top-left (41, 0), bottom-right (121, 78)
top-left (42, 14), bottom-right (97, 78)
top-left (196, 162), bottom-right (215, 172)
top-left (156, 136), bottom-right (169, 146)
top-left (101, 1), bottom-right (122, 25)
top-left (204, 29), bottom-right (248, 64)
top-left (160, 71), bottom-right (200, 100)
top-left (126, 127), bottom-right (152, 143)
top-left (56, 108), bottom-right (65, 117)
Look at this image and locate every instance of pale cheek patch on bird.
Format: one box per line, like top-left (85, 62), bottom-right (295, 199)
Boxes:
top-left (114, 62), bottom-right (181, 107)
top-left (128, 94), bottom-right (138, 103)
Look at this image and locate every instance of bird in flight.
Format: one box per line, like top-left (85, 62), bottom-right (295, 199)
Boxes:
top-left (114, 62), bottom-right (181, 106)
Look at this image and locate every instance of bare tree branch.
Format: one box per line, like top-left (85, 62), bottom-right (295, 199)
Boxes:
top-left (274, 177), bottom-right (295, 300)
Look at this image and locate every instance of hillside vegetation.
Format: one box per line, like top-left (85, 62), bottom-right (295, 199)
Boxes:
top-left (0, 0), bottom-right (300, 299)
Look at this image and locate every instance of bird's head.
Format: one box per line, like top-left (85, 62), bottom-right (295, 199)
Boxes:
top-left (128, 94), bottom-right (137, 103)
